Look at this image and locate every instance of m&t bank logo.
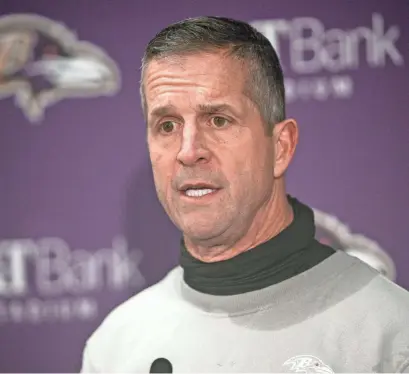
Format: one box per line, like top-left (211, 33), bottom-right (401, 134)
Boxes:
top-left (251, 13), bottom-right (404, 102)
top-left (0, 236), bottom-right (145, 324)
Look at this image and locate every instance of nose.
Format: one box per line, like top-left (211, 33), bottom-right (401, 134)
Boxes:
top-left (176, 124), bottom-right (211, 166)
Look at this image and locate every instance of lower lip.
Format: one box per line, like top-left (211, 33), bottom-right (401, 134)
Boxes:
top-left (179, 189), bottom-right (221, 202)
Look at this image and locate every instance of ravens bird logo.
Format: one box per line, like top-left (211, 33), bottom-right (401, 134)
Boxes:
top-left (0, 14), bottom-right (120, 123)
top-left (283, 355), bottom-right (334, 373)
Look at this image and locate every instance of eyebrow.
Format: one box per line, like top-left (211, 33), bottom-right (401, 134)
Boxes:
top-left (196, 103), bottom-right (238, 116)
top-left (149, 104), bottom-right (177, 119)
top-left (149, 103), bottom-right (239, 121)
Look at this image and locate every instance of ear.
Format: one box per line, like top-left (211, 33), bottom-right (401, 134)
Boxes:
top-left (273, 119), bottom-right (299, 178)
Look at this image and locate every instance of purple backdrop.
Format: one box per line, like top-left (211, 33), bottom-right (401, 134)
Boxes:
top-left (0, 0), bottom-right (408, 372)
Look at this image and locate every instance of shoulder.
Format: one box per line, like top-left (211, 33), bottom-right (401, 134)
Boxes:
top-left (322, 251), bottom-right (409, 335)
top-left (312, 251), bottom-right (409, 372)
top-left (354, 261), bottom-right (409, 312)
top-left (343, 257), bottom-right (409, 372)
top-left (333, 250), bottom-right (409, 316)
top-left (93, 266), bottom-right (182, 337)
top-left (369, 276), bottom-right (409, 372)
top-left (81, 267), bottom-right (183, 372)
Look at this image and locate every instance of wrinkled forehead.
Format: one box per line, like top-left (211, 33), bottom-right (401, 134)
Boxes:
top-left (143, 52), bottom-right (248, 91)
top-left (143, 49), bottom-right (245, 76)
top-left (142, 53), bottom-right (249, 113)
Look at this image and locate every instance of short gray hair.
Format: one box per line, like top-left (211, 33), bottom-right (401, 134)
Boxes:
top-left (140, 16), bottom-right (286, 135)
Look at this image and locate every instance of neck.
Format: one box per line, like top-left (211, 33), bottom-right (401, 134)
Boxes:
top-left (183, 182), bottom-right (293, 263)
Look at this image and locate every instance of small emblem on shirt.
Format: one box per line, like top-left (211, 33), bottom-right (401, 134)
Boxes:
top-left (283, 355), bottom-right (334, 373)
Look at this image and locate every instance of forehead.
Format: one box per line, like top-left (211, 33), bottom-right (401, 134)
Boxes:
top-left (143, 52), bottom-right (248, 109)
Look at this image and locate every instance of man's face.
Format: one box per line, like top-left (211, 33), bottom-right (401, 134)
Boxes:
top-left (144, 52), bottom-right (278, 245)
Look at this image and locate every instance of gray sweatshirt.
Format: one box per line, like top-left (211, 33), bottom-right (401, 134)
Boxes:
top-left (81, 251), bottom-right (409, 373)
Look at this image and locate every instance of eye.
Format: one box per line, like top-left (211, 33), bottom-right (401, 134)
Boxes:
top-left (159, 121), bottom-right (177, 134)
top-left (211, 116), bottom-right (229, 128)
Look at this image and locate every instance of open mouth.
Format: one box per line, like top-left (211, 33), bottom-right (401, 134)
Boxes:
top-left (179, 183), bottom-right (220, 198)
top-left (183, 188), bottom-right (217, 197)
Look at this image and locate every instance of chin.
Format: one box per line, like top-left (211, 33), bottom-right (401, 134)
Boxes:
top-left (180, 221), bottom-right (227, 243)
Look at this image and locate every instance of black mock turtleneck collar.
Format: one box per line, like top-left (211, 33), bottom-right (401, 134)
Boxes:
top-left (180, 196), bottom-right (335, 296)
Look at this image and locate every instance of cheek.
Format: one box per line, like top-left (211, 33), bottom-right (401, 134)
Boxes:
top-left (149, 150), bottom-right (164, 182)
top-left (234, 138), bottom-right (271, 166)
top-left (150, 156), bottom-right (174, 195)
top-left (148, 140), bottom-right (180, 198)
top-left (227, 140), bottom-right (274, 183)
top-left (220, 151), bottom-right (254, 194)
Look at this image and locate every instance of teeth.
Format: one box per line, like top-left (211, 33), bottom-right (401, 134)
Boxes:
top-left (185, 188), bottom-right (215, 197)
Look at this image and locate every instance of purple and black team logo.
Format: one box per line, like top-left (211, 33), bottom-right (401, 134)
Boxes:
top-left (0, 14), bottom-right (121, 123)
top-left (313, 208), bottom-right (396, 280)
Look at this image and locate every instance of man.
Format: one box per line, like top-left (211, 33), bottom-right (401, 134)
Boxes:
top-left (81, 17), bottom-right (409, 373)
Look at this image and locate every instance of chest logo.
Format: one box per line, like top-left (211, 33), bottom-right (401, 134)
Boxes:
top-left (283, 355), bottom-right (334, 373)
